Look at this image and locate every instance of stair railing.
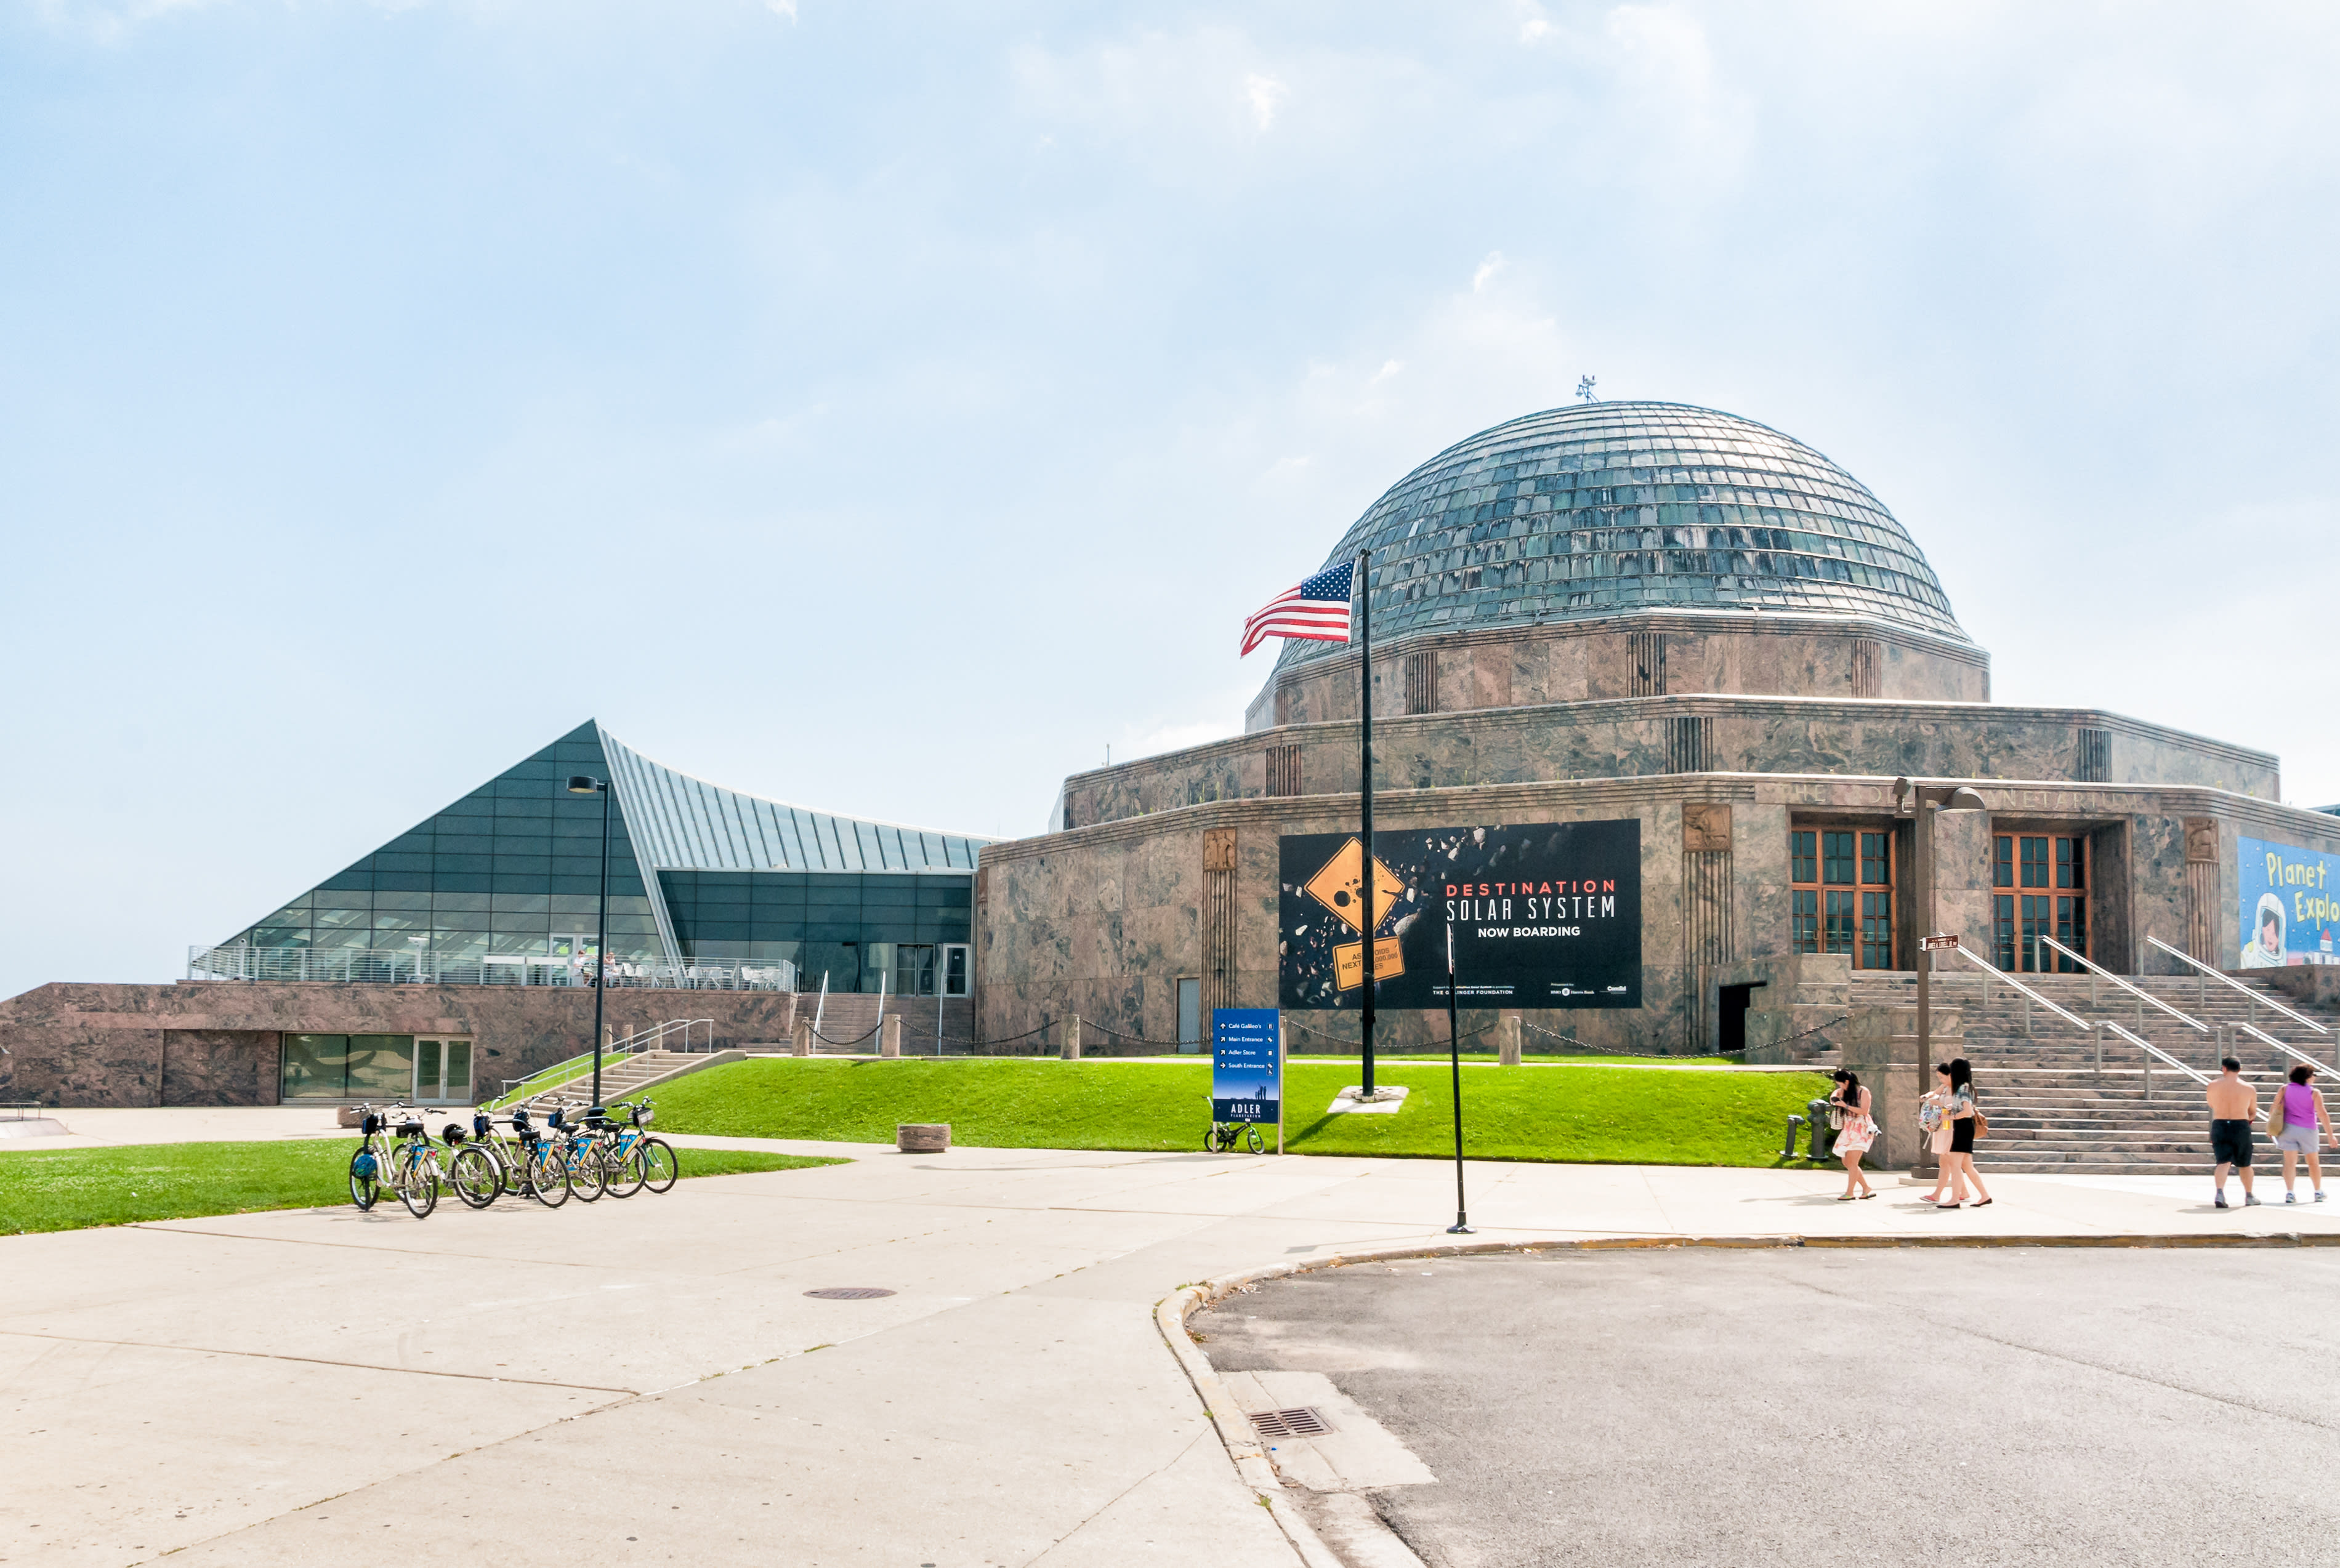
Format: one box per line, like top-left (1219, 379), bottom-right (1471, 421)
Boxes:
top-left (2101, 1019), bottom-right (2208, 1100)
top-left (2232, 1019), bottom-right (2338, 1082)
top-left (2036, 934), bottom-right (2211, 1038)
top-left (1946, 945), bottom-right (2096, 1056)
top-left (2144, 936), bottom-right (2330, 1035)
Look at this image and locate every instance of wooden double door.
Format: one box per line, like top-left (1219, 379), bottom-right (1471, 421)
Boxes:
top-left (1791, 827), bottom-right (1897, 970)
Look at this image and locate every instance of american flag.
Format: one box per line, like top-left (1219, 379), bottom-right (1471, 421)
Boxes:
top-left (1241, 560), bottom-right (1356, 656)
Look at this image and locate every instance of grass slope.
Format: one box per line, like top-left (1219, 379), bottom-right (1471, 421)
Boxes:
top-left (0, 1141), bottom-right (841, 1236)
top-left (646, 1058), bottom-right (1831, 1167)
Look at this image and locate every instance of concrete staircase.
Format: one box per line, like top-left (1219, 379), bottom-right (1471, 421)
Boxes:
top-left (1837, 968), bottom-right (2340, 1175)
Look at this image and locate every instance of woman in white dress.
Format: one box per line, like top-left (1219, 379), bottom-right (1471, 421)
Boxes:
top-left (1830, 1069), bottom-right (1878, 1200)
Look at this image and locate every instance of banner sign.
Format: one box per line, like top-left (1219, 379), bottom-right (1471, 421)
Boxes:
top-left (1278, 821), bottom-right (1642, 1010)
top-left (1211, 1008), bottom-right (1281, 1123)
top-left (2240, 835), bottom-right (2340, 967)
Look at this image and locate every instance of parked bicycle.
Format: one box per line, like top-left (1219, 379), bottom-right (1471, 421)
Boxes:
top-left (347, 1103), bottom-right (441, 1218)
top-left (583, 1098), bottom-right (678, 1197)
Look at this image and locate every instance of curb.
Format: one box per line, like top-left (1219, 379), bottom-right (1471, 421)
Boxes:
top-left (1152, 1227), bottom-right (2340, 1566)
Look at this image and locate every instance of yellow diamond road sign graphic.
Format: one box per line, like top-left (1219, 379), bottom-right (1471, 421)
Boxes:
top-left (1302, 837), bottom-right (1402, 937)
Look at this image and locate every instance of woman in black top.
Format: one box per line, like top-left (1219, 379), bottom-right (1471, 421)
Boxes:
top-left (1936, 1056), bottom-right (1993, 1209)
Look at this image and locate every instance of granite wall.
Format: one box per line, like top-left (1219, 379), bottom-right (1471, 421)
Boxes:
top-left (1242, 610), bottom-right (1989, 733)
top-left (1063, 695), bottom-right (2280, 830)
top-left (0, 983), bottom-right (800, 1108)
top-left (980, 775), bottom-right (2340, 1056)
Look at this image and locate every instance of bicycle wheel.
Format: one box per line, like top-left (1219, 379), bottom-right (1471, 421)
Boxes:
top-left (567, 1145), bottom-right (607, 1202)
top-left (636, 1138), bottom-right (679, 1194)
top-left (602, 1141), bottom-right (646, 1199)
top-left (396, 1154), bottom-right (438, 1219)
top-left (448, 1146), bottom-right (500, 1209)
top-left (347, 1146), bottom-right (379, 1211)
top-left (1244, 1124), bottom-right (1265, 1154)
top-left (528, 1149), bottom-right (570, 1208)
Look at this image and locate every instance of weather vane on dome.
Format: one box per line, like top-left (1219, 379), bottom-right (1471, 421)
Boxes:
top-left (1576, 375), bottom-right (1598, 401)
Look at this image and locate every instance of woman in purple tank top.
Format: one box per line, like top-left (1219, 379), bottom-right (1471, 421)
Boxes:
top-left (2269, 1065), bottom-right (2334, 1204)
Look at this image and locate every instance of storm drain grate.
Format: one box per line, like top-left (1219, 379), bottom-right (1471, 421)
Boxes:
top-left (802, 1287), bottom-right (897, 1300)
top-left (1249, 1407), bottom-right (1329, 1439)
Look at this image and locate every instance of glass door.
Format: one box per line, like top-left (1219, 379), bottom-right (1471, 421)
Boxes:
top-left (940, 944), bottom-right (970, 998)
top-left (1177, 977), bottom-right (1202, 1053)
top-left (1790, 828), bottom-right (1896, 968)
top-left (551, 933), bottom-right (597, 985)
top-left (1993, 834), bottom-right (2086, 971)
top-left (414, 1038), bottom-right (475, 1103)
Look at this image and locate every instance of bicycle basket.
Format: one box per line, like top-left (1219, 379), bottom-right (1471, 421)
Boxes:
top-left (510, 1107), bottom-right (531, 1128)
top-left (361, 1112), bottom-right (382, 1136)
top-left (472, 1112), bottom-right (491, 1137)
top-left (548, 1108), bottom-right (566, 1130)
top-left (352, 1151), bottom-right (378, 1180)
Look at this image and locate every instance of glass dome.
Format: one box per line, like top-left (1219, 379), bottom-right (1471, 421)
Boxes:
top-left (1278, 400), bottom-right (1970, 670)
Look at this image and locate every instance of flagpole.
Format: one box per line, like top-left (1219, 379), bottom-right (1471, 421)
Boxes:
top-left (1445, 919), bottom-right (1471, 1234)
top-left (1356, 548), bottom-right (1376, 1100)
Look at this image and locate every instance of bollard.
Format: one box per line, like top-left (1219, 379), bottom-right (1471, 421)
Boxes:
top-left (1061, 1014), bottom-right (1083, 1060)
top-left (880, 1015), bottom-right (902, 1058)
top-left (792, 1019), bottom-right (812, 1057)
top-left (1496, 1014), bottom-right (1522, 1066)
top-left (1805, 1098), bottom-right (1839, 1160)
top-left (1782, 1113), bottom-right (1807, 1160)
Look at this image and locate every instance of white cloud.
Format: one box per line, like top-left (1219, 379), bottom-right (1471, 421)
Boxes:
top-left (1472, 251), bottom-right (1506, 293)
top-left (1366, 359), bottom-right (1403, 386)
top-left (1245, 73), bottom-right (1288, 129)
top-left (765, 0), bottom-right (797, 20)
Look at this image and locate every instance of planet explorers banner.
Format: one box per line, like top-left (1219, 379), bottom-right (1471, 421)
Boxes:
top-left (1278, 821), bottom-right (1641, 1010)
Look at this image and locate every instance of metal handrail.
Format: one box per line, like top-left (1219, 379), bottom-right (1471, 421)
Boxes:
top-left (2102, 1019), bottom-right (2208, 1100)
top-left (1947, 944), bottom-right (2096, 1033)
top-left (2144, 936), bottom-right (2330, 1035)
top-left (2036, 934), bottom-right (2209, 1033)
top-left (187, 943), bottom-right (796, 995)
top-left (2233, 1020), bottom-right (2338, 1081)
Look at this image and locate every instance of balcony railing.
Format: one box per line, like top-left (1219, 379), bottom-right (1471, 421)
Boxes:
top-left (185, 944), bottom-right (797, 994)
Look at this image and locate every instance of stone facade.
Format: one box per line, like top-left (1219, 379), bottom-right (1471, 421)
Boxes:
top-left (0, 982), bottom-right (803, 1108)
top-left (1064, 691), bottom-right (2277, 830)
top-left (978, 771), bottom-right (2340, 1058)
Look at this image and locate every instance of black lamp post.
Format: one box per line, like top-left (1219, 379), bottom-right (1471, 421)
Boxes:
top-left (567, 774), bottom-right (612, 1106)
top-left (1894, 777), bottom-right (1988, 1175)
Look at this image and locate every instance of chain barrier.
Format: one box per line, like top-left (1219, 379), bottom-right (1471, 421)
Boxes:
top-left (1085, 1021), bottom-right (1201, 1049)
top-left (809, 1023), bottom-right (881, 1047)
top-left (1281, 1016), bottom-right (1494, 1050)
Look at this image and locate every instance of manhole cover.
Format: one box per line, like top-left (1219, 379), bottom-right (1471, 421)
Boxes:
top-left (802, 1287), bottom-right (897, 1300)
top-left (1249, 1407), bottom-right (1329, 1439)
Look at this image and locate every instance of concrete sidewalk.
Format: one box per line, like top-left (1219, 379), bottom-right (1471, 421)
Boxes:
top-left (6, 1132), bottom-right (2338, 1567)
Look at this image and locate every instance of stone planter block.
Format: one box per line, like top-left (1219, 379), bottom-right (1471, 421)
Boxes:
top-left (897, 1122), bottom-right (950, 1152)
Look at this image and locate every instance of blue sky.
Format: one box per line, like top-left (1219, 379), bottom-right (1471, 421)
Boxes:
top-left (3, 1), bottom-right (2336, 997)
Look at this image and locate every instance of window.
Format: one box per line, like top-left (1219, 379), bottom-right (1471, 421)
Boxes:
top-left (1790, 827), bottom-right (1895, 968)
top-left (1993, 834), bottom-right (2087, 972)
top-left (281, 1034), bottom-right (416, 1101)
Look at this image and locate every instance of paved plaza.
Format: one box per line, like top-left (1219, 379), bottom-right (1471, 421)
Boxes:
top-left (7, 1111), bottom-right (2340, 1566)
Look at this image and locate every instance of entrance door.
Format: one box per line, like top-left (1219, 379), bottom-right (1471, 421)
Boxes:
top-left (1994, 834), bottom-right (2086, 971)
top-left (1790, 828), bottom-right (1896, 968)
top-left (940, 944), bottom-right (970, 998)
top-left (1176, 977), bottom-right (1202, 1054)
top-left (414, 1038), bottom-right (475, 1103)
top-left (892, 944), bottom-right (937, 997)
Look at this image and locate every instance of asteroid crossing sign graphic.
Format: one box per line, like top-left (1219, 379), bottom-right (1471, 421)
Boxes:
top-left (1278, 821), bottom-right (1642, 1010)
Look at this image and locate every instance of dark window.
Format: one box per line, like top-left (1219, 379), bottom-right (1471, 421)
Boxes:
top-left (1822, 831), bottom-right (1855, 887)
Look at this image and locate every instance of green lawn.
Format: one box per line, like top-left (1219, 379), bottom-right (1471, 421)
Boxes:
top-left (0, 1140), bottom-right (842, 1236)
top-left (645, 1058), bottom-right (1831, 1167)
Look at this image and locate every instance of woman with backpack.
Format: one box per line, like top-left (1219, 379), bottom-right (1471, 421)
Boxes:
top-left (1829, 1068), bottom-right (1878, 1200)
top-left (1934, 1057), bottom-right (1992, 1210)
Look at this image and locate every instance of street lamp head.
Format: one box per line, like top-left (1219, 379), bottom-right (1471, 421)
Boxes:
top-left (567, 776), bottom-right (604, 795)
top-left (1944, 786), bottom-right (1988, 812)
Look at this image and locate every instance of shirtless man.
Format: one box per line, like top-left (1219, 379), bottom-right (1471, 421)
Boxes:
top-left (2206, 1057), bottom-right (2260, 1209)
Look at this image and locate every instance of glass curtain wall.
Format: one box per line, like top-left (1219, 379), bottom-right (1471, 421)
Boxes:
top-left (220, 723), bottom-right (666, 965)
top-left (661, 870), bottom-right (972, 992)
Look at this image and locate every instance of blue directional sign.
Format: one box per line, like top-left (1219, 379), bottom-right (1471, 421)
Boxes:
top-left (1212, 1008), bottom-right (1281, 1124)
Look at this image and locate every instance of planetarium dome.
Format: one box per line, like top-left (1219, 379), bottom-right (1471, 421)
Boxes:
top-left (1276, 400), bottom-right (1971, 670)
